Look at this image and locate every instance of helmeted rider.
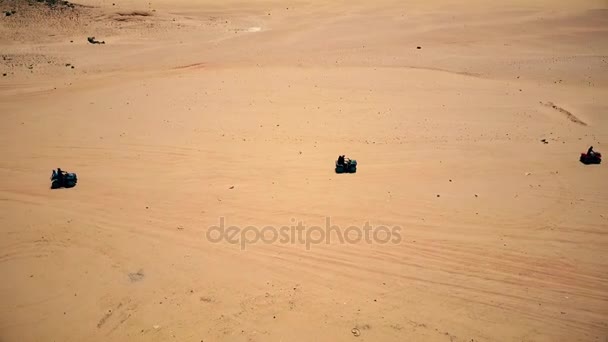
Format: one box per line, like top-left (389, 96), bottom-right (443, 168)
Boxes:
top-left (57, 168), bottom-right (64, 184)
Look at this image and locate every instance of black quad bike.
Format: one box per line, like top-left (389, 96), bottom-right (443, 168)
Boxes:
top-left (335, 155), bottom-right (357, 173)
top-left (580, 150), bottom-right (601, 165)
top-left (51, 168), bottom-right (78, 189)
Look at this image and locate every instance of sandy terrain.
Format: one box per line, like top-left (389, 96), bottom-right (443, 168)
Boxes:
top-left (1, 0), bottom-right (607, 341)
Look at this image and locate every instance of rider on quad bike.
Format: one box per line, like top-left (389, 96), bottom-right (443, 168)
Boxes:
top-left (580, 146), bottom-right (602, 165)
top-left (51, 168), bottom-right (77, 188)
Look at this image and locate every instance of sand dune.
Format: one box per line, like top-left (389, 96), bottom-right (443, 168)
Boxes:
top-left (0, 0), bottom-right (607, 341)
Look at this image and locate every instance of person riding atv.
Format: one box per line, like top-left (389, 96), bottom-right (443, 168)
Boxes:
top-left (52, 168), bottom-right (63, 182)
top-left (335, 155), bottom-right (357, 173)
top-left (580, 146), bottom-right (602, 165)
top-left (51, 168), bottom-right (78, 188)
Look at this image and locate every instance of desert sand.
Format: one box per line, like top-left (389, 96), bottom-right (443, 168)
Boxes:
top-left (0, 0), bottom-right (607, 341)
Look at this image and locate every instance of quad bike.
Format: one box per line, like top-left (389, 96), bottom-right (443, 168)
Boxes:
top-left (51, 168), bottom-right (78, 189)
top-left (580, 151), bottom-right (602, 165)
top-left (335, 155), bottom-right (357, 173)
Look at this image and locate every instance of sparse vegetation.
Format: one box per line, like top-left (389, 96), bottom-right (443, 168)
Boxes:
top-left (34, 0), bottom-right (75, 8)
top-left (116, 10), bottom-right (152, 17)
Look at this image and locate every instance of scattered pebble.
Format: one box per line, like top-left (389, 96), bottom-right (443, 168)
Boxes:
top-left (351, 328), bottom-right (361, 337)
